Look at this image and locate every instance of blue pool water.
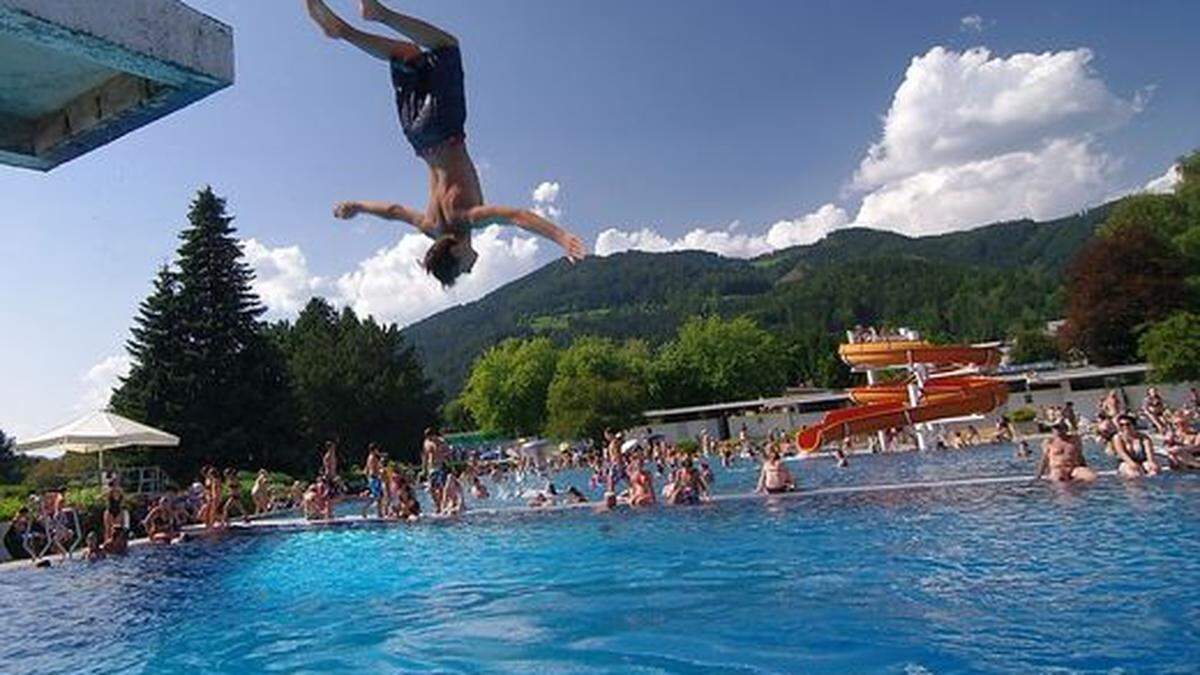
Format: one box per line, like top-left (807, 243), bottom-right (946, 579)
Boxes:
top-left (3, 444), bottom-right (1198, 673)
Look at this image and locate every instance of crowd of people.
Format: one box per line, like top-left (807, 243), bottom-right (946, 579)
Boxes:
top-left (1033, 386), bottom-right (1200, 482)
top-left (10, 382), bottom-right (1198, 568)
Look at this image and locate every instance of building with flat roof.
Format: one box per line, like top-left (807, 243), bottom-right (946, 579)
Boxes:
top-left (644, 363), bottom-right (1193, 444)
top-left (0, 0), bottom-right (233, 171)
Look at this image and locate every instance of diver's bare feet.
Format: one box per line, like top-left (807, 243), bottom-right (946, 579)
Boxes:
top-left (306, 0), bottom-right (347, 39)
top-left (360, 0), bottom-right (385, 21)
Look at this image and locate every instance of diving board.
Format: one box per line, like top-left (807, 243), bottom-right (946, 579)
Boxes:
top-left (0, 0), bottom-right (233, 171)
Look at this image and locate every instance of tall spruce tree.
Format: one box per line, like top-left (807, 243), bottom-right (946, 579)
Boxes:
top-left (111, 266), bottom-right (187, 428)
top-left (113, 188), bottom-right (295, 474)
top-left (0, 428), bottom-right (19, 483)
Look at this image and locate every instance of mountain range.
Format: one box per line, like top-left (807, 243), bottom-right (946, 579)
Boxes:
top-left (402, 204), bottom-right (1111, 398)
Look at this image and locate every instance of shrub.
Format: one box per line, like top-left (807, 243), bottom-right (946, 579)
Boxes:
top-left (1005, 407), bottom-right (1038, 424)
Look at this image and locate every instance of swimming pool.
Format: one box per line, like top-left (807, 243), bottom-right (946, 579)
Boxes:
top-left (2, 444), bottom-right (1198, 673)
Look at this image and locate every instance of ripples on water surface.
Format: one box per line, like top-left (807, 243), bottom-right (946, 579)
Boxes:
top-left (2, 444), bottom-right (1198, 673)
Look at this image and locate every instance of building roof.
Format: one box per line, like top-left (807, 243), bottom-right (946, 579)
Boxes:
top-left (644, 390), bottom-right (849, 419)
top-left (643, 363), bottom-right (1154, 420)
top-left (0, 0), bottom-right (233, 171)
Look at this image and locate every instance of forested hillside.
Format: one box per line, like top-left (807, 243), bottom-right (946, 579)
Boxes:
top-left (403, 206), bottom-right (1110, 397)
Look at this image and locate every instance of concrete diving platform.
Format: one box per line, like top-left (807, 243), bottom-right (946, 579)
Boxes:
top-left (0, 0), bottom-right (233, 171)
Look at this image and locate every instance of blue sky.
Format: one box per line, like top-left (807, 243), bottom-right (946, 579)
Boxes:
top-left (2, 0), bottom-right (1198, 439)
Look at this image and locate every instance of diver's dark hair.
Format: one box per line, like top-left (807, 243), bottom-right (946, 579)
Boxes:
top-left (423, 235), bottom-right (464, 288)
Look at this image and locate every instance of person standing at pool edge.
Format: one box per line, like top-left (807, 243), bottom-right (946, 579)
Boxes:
top-left (304, 0), bottom-right (587, 286)
top-left (423, 427), bottom-right (450, 512)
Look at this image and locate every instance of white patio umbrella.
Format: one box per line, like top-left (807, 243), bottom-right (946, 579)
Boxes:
top-left (15, 411), bottom-right (179, 478)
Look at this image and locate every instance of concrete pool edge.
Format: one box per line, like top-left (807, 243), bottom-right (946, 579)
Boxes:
top-left (0, 468), bottom-right (1137, 573)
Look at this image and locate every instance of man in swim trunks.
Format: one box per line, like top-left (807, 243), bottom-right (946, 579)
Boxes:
top-left (756, 450), bottom-right (797, 493)
top-left (362, 443), bottom-right (385, 518)
top-left (1111, 414), bottom-right (1160, 478)
top-left (305, 0), bottom-right (586, 286)
top-left (422, 427), bottom-right (450, 511)
top-left (1036, 422), bottom-right (1097, 483)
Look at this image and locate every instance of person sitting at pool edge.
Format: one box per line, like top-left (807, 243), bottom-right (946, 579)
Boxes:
top-left (1036, 421), bottom-right (1097, 483)
top-left (304, 0), bottom-right (586, 287)
top-left (1111, 414), bottom-right (1160, 478)
top-left (142, 497), bottom-right (180, 544)
top-left (1164, 412), bottom-right (1200, 470)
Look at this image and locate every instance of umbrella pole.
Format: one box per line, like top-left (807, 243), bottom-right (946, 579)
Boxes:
top-left (98, 449), bottom-right (104, 488)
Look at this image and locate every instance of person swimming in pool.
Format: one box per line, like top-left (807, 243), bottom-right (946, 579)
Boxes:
top-left (304, 0), bottom-right (587, 287)
top-left (1035, 422), bottom-right (1097, 483)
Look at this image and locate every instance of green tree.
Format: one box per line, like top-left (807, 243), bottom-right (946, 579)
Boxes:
top-left (1008, 328), bottom-right (1061, 365)
top-left (0, 428), bottom-right (19, 483)
top-left (1105, 152), bottom-right (1200, 293)
top-left (1061, 223), bottom-right (1188, 365)
top-left (545, 338), bottom-right (650, 441)
top-left (1139, 311), bottom-right (1200, 383)
top-left (113, 188), bottom-right (296, 474)
top-left (652, 316), bottom-right (789, 408)
top-left (111, 266), bottom-right (188, 431)
top-left (780, 328), bottom-right (854, 389)
top-left (460, 337), bottom-right (560, 436)
top-left (275, 298), bottom-right (440, 468)
top-left (440, 398), bottom-right (476, 433)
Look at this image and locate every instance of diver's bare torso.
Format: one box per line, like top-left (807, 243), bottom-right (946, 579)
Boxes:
top-left (421, 140), bottom-right (484, 239)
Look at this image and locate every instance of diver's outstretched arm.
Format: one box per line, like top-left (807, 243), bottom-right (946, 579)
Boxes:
top-left (467, 205), bottom-right (587, 262)
top-left (334, 200), bottom-right (429, 231)
top-left (361, 0), bottom-right (458, 49)
top-left (306, 0), bottom-right (421, 61)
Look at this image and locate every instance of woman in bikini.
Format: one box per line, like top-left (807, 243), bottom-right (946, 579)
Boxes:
top-left (222, 468), bottom-right (249, 525)
top-left (103, 477), bottom-right (124, 541)
top-left (251, 469), bottom-right (271, 515)
top-left (1163, 412), bottom-right (1200, 470)
top-left (1112, 414), bottom-right (1160, 478)
top-left (628, 458), bottom-right (656, 507)
top-left (667, 459), bottom-right (706, 505)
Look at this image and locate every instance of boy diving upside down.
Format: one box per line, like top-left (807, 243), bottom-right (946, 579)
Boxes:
top-left (305, 0), bottom-right (587, 286)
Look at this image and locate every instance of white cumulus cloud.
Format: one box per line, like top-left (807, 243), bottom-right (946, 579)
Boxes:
top-left (532, 180), bottom-right (563, 220)
top-left (960, 15), bottom-right (984, 33)
top-left (766, 204), bottom-right (853, 249)
top-left (595, 203), bottom-right (851, 258)
top-left (856, 138), bottom-right (1116, 236)
top-left (241, 238), bottom-right (324, 317)
top-left (77, 354), bottom-right (132, 412)
top-left (1144, 164), bottom-right (1183, 194)
top-left (849, 46), bottom-right (1139, 234)
top-left (333, 226), bottom-right (543, 326)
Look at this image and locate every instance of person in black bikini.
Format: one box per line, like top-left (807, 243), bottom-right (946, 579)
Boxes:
top-left (304, 0), bottom-right (586, 287)
top-left (221, 468), bottom-right (250, 525)
top-left (1112, 414), bottom-right (1160, 478)
top-left (142, 497), bottom-right (179, 543)
top-left (103, 478), bottom-right (124, 542)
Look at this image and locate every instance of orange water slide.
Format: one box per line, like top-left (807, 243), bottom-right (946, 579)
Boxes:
top-left (795, 342), bottom-right (1008, 453)
top-left (838, 341), bottom-right (1001, 370)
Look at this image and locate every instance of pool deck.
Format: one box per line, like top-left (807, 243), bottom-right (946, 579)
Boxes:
top-left (0, 468), bottom-right (1125, 573)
